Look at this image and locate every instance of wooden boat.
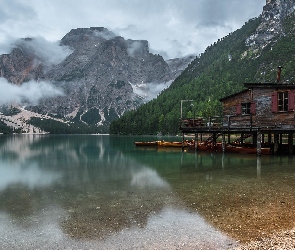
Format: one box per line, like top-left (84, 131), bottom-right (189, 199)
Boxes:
top-left (187, 141), bottom-right (222, 152)
top-left (134, 141), bottom-right (159, 146)
top-left (158, 141), bottom-right (187, 147)
top-left (135, 140), bottom-right (190, 148)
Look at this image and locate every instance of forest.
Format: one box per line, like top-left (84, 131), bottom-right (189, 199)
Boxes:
top-left (0, 120), bottom-right (15, 134)
top-left (110, 13), bottom-right (295, 135)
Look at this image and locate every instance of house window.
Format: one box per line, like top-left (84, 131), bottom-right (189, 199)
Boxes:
top-left (272, 91), bottom-right (295, 112)
top-left (236, 102), bottom-right (256, 115)
top-left (241, 102), bottom-right (251, 114)
top-left (277, 91), bottom-right (288, 111)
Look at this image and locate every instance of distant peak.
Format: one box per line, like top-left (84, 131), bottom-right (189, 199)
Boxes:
top-left (66, 27), bottom-right (116, 37)
top-left (246, 0), bottom-right (295, 47)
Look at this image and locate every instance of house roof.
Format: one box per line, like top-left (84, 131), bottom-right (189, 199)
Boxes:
top-left (219, 82), bottom-right (295, 102)
top-left (244, 82), bottom-right (295, 88)
top-left (219, 89), bottom-right (249, 102)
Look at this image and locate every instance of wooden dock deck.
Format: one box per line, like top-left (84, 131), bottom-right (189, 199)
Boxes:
top-left (179, 117), bottom-right (295, 155)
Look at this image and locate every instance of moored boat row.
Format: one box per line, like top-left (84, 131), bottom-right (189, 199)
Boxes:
top-left (134, 140), bottom-right (189, 147)
top-left (135, 140), bottom-right (271, 155)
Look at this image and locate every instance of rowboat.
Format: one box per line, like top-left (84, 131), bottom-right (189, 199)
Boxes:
top-left (187, 141), bottom-right (222, 152)
top-left (158, 141), bottom-right (188, 147)
top-left (135, 140), bottom-right (190, 147)
top-left (134, 141), bottom-right (159, 146)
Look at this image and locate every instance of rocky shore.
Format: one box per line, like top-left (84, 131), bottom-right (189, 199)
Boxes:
top-left (234, 229), bottom-right (295, 250)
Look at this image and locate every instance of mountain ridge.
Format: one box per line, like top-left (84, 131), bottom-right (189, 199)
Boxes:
top-left (0, 27), bottom-right (193, 133)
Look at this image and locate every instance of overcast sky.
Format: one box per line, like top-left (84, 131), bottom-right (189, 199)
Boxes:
top-left (0, 0), bottom-right (265, 59)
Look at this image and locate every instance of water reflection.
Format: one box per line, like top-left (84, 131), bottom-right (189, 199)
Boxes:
top-left (0, 207), bottom-right (235, 250)
top-left (0, 162), bottom-right (61, 190)
top-left (2, 135), bottom-right (232, 247)
top-left (94, 207), bottom-right (236, 249)
top-left (0, 206), bottom-right (68, 249)
top-left (131, 168), bottom-right (170, 188)
top-left (174, 152), bottom-right (295, 243)
top-left (1, 135), bottom-right (294, 247)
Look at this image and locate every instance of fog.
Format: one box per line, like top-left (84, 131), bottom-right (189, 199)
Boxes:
top-left (0, 78), bottom-right (64, 105)
top-left (93, 29), bottom-right (116, 40)
top-left (14, 37), bottom-right (72, 66)
top-left (0, 0), bottom-right (265, 59)
top-left (131, 81), bottom-right (172, 101)
top-left (127, 41), bottom-right (145, 57)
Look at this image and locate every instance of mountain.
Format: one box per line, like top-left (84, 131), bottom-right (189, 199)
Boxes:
top-left (110, 0), bottom-right (295, 135)
top-left (0, 27), bottom-right (193, 134)
top-left (246, 0), bottom-right (295, 48)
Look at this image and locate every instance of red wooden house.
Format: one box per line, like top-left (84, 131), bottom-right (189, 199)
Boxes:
top-left (180, 67), bottom-right (295, 155)
top-left (220, 82), bottom-right (295, 129)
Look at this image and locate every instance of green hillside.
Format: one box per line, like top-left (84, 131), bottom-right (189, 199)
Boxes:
top-left (110, 13), bottom-right (295, 135)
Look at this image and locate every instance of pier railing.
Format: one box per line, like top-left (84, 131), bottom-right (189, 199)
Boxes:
top-left (179, 115), bottom-right (285, 131)
top-left (180, 116), bottom-right (223, 129)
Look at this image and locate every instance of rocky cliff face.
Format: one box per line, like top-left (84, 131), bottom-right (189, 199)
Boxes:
top-left (0, 38), bottom-right (45, 84)
top-left (246, 0), bottom-right (295, 48)
top-left (0, 27), bottom-right (193, 130)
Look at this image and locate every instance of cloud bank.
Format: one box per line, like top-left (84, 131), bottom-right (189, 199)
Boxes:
top-left (0, 78), bottom-right (64, 105)
top-left (127, 40), bottom-right (147, 57)
top-left (131, 81), bottom-right (172, 101)
top-left (14, 37), bottom-right (72, 65)
top-left (93, 29), bottom-right (116, 40)
top-left (0, 0), bottom-right (265, 59)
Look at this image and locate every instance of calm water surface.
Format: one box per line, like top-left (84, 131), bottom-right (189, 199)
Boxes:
top-left (0, 135), bottom-right (295, 249)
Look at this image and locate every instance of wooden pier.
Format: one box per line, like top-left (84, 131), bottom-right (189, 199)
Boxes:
top-left (180, 72), bottom-right (295, 155)
top-left (179, 117), bottom-right (295, 155)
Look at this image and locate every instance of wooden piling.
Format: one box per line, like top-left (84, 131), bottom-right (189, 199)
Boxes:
top-left (222, 132), bottom-right (225, 152)
top-left (274, 133), bottom-right (279, 155)
top-left (182, 132), bottom-right (185, 151)
top-left (288, 133), bottom-right (293, 155)
top-left (257, 130), bottom-right (261, 156)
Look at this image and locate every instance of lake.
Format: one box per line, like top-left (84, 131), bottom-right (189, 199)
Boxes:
top-left (0, 135), bottom-right (295, 249)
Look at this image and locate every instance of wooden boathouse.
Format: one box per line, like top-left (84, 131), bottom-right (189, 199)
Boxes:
top-left (179, 68), bottom-right (295, 155)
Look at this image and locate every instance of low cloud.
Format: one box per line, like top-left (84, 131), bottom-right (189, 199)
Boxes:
top-left (127, 41), bottom-right (146, 57)
top-left (0, 78), bottom-right (64, 105)
top-left (14, 37), bottom-right (72, 66)
top-left (93, 29), bottom-right (116, 40)
top-left (131, 81), bottom-right (172, 101)
top-left (0, 35), bottom-right (18, 55)
top-left (0, 0), bottom-right (265, 60)
top-left (145, 82), bottom-right (172, 101)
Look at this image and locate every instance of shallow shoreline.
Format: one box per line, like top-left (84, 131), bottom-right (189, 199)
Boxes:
top-left (233, 228), bottom-right (295, 249)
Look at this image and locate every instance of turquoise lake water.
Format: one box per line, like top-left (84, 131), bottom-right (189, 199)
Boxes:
top-left (0, 135), bottom-right (295, 249)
